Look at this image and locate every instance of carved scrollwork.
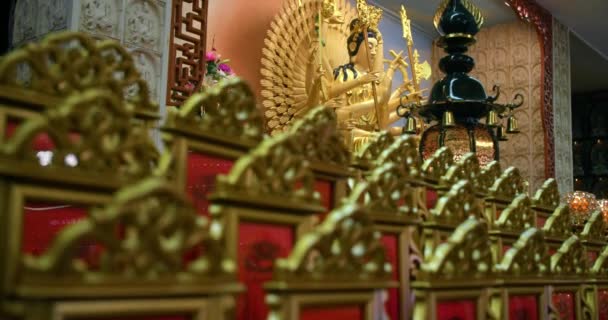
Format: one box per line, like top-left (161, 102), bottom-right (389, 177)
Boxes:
top-left (532, 178), bottom-right (560, 211)
top-left (274, 203), bottom-right (392, 281)
top-left (496, 228), bottom-right (550, 277)
top-left (430, 180), bottom-right (482, 226)
top-left (580, 210), bottom-right (606, 241)
top-left (478, 161), bottom-right (501, 191)
top-left (488, 167), bottom-right (527, 202)
top-left (422, 218), bottom-right (493, 279)
top-left (421, 147), bottom-right (454, 183)
top-left (440, 153), bottom-right (481, 190)
top-left (0, 32), bottom-right (158, 119)
top-left (23, 177), bottom-right (235, 279)
top-left (542, 205), bottom-right (572, 239)
top-left (551, 235), bottom-right (587, 276)
top-left (215, 132), bottom-right (318, 204)
top-left (592, 246), bottom-right (608, 276)
top-left (348, 163), bottom-right (419, 217)
top-left (289, 106), bottom-right (350, 166)
top-left (353, 131), bottom-right (395, 164)
top-left (495, 194), bottom-right (536, 233)
top-left (1, 89), bottom-right (158, 180)
top-left (164, 78), bottom-right (264, 144)
top-left (376, 135), bottom-right (421, 179)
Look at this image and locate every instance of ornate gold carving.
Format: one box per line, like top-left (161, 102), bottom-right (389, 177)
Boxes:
top-left (580, 210), bottom-right (606, 241)
top-left (376, 135), bottom-right (421, 178)
top-left (2, 89), bottom-right (158, 180)
top-left (421, 147), bottom-right (454, 182)
top-left (439, 153), bottom-right (481, 190)
top-left (273, 203), bottom-right (391, 281)
top-left (354, 131), bottom-right (395, 165)
top-left (496, 228), bottom-right (550, 277)
top-left (24, 177), bottom-right (235, 279)
top-left (422, 218), bottom-right (492, 279)
top-left (488, 167), bottom-right (527, 202)
top-left (215, 132), bottom-right (319, 204)
top-left (531, 178), bottom-right (560, 211)
top-left (592, 246), bottom-right (608, 276)
top-left (348, 163), bottom-right (418, 217)
top-left (164, 78), bottom-right (264, 144)
top-left (0, 32), bottom-right (158, 119)
top-left (430, 180), bottom-right (482, 225)
top-left (494, 194), bottom-right (536, 233)
top-left (289, 106), bottom-right (350, 166)
top-left (478, 161), bottom-right (501, 191)
top-left (542, 205), bottom-right (572, 239)
top-left (551, 235), bottom-right (587, 276)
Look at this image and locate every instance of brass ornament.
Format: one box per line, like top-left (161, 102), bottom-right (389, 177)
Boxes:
top-left (273, 203), bottom-right (392, 281)
top-left (439, 153), bottom-right (481, 190)
top-left (353, 131), bottom-right (395, 165)
top-left (542, 205), bottom-right (572, 239)
top-left (288, 106), bottom-right (350, 166)
top-left (164, 77), bottom-right (264, 146)
top-left (478, 161), bottom-right (502, 191)
top-left (488, 167), bottom-right (527, 202)
top-left (494, 194), bottom-right (536, 233)
top-left (506, 115), bottom-right (520, 133)
top-left (0, 32), bottom-right (158, 119)
top-left (23, 177), bottom-right (236, 283)
top-left (421, 217), bottom-right (493, 280)
top-left (2, 89), bottom-right (158, 180)
top-left (496, 228), bottom-right (550, 277)
top-left (486, 110), bottom-right (499, 127)
top-left (531, 178), bottom-right (561, 211)
top-left (376, 135), bottom-right (421, 179)
top-left (580, 210), bottom-right (606, 241)
top-left (551, 235), bottom-right (587, 276)
top-left (421, 146), bottom-right (454, 182)
top-left (441, 110), bottom-right (455, 127)
top-left (430, 180), bottom-right (482, 226)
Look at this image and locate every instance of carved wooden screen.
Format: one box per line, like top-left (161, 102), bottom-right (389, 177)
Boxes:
top-left (167, 0), bottom-right (208, 106)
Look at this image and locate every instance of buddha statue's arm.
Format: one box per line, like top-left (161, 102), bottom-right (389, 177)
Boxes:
top-left (328, 72), bottom-right (379, 98)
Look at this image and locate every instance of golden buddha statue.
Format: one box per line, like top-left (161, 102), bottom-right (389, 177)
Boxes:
top-left (261, 0), bottom-right (430, 152)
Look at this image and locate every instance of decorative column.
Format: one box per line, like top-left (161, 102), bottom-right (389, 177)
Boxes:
top-left (11, 0), bottom-right (170, 114)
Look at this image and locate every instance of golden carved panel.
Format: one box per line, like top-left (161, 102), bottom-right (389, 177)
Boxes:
top-left (496, 228), bottom-right (550, 277)
top-left (421, 147), bottom-right (454, 183)
top-left (353, 131), bottom-right (395, 167)
top-left (478, 161), bottom-right (502, 191)
top-left (440, 153), bottom-right (481, 191)
top-left (431, 180), bottom-right (482, 226)
top-left (580, 210), bottom-right (606, 242)
top-left (542, 205), bottom-right (572, 240)
top-left (592, 246), bottom-right (608, 276)
top-left (376, 135), bottom-right (421, 179)
top-left (495, 194), bottom-right (536, 233)
top-left (488, 167), bottom-right (527, 202)
top-left (551, 235), bottom-right (587, 276)
top-left (531, 178), bottom-right (560, 212)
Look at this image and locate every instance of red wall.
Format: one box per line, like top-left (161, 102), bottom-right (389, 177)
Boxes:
top-left (207, 0), bottom-right (284, 99)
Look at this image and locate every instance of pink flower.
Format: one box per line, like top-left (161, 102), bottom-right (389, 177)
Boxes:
top-left (205, 51), bottom-right (218, 62)
top-left (185, 82), bottom-right (195, 90)
top-left (218, 63), bottom-right (232, 75)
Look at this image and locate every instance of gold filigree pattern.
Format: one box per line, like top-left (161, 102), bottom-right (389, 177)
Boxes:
top-left (273, 203), bottom-right (391, 281)
top-left (289, 106), bottom-right (350, 166)
top-left (164, 78), bottom-right (264, 144)
top-left (430, 180), bottom-right (482, 225)
top-left (376, 135), bottom-right (421, 178)
top-left (496, 228), bottom-right (550, 277)
top-left (495, 194), bottom-right (536, 233)
top-left (580, 210), bottom-right (606, 241)
top-left (531, 178), bottom-right (560, 211)
top-left (422, 218), bottom-right (492, 279)
top-left (478, 161), bottom-right (501, 191)
top-left (542, 205), bottom-right (572, 239)
top-left (440, 153), bottom-right (481, 190)
top-left (421, 147), bottom-right (454, 183)
top-left (24, 177), bottom-right (234, 278)
top-left (0, 32), bottom-right (158, 119)
top-left (551, 235), bottom-right (587, 276)
top-left (348, 163), bottom-right (419, 217)
top-left (1, 89), bottom-right (158, 180)
top-left (488, 167), bottom-right (527, 202)
top-left (592, 246), bottom-right (608, 276)
top-left (354, 131), bottom-right (395, 165)
top-left (215, 132), bottom-right (318, 203)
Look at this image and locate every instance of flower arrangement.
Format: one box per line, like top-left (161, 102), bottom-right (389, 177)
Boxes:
top-left (203, 48), bottom-right (234, 87)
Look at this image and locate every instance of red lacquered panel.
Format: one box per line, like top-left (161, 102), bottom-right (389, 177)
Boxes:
top-left (186, 152), bottom-right (234, 216)
top-left (437, 300), bottom-right (476, 320)
top-left (536, 216), bottom-right (547, 228)
top-left (599, 290), bottom-right (608, 320)
top-left (381, 234), bottom-right (399, 320)
top-left (314, 179), bottom-right (334, 214)
top-left (509, 295), bottom-right (538, 320)
top-left (300, 306), bottom-right (363, 320)
top-left (22, 203), bottom-right (87, 255)
top-left (426, 189), bottom-right (437, 209)
top-left (552, 291), bottom-right (575, 320)
top-left (237, 222), bottom-right (294, 320)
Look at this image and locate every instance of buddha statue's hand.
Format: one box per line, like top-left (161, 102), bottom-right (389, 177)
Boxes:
top-left (358, 71), bottom-right (380, 85)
